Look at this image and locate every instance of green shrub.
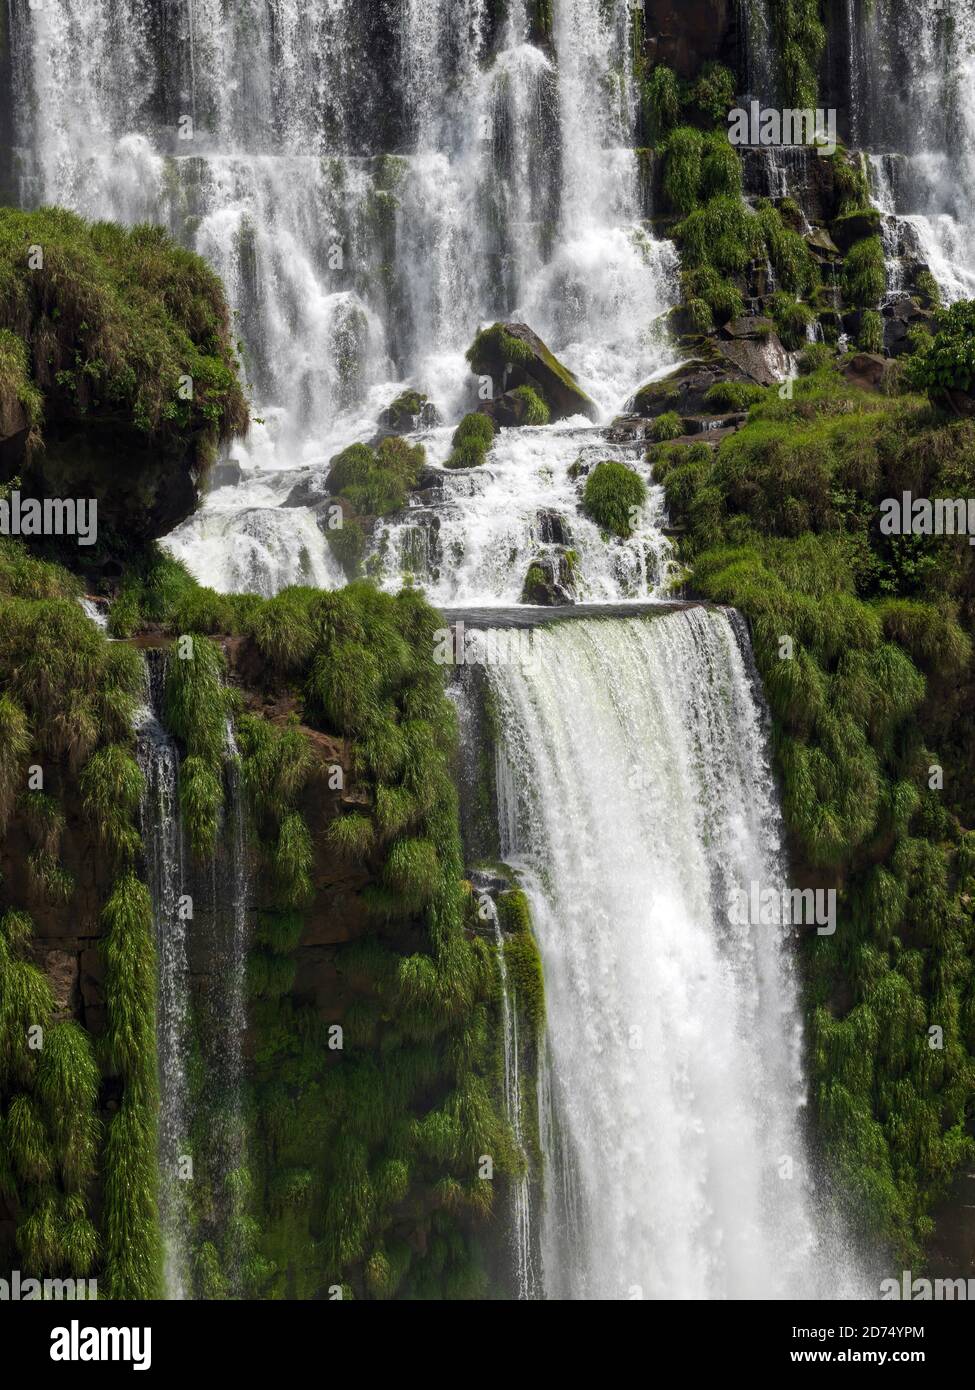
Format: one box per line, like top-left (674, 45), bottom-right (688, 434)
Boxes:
top-left (768, 291), bottom-right (814, 350)
top-left (858, 309), bottom-right (885, 354)
top-left (906, 299), bottom-right (975, 397)
top-left (650, 411), bottom-right (684, 442)
top-left (582, 461), bottom-right (647, 538)
top-left (843, 237), bottom-right (887, 308)
top-left (446, 411), bottom-right (495, 468)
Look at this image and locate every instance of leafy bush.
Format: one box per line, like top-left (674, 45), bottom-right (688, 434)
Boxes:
top-left (906, 300), bottom-right (975, 397)
top-left (582, 461), bottom-right (647, 538)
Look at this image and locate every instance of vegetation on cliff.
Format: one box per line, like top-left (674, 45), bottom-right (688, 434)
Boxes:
top-left (654, 355), bottom-right (975, 1262)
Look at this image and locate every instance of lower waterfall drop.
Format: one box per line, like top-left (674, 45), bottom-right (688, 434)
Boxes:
top-left (485, 610), bottom-right (868, 1299)
top-left (135, 653), bottom-right (191, 1301)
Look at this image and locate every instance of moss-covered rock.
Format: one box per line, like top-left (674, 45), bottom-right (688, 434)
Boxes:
top-left (0, 208), bottom-right (248, 557)
top-left (466, 321), bottom-right (598, 423)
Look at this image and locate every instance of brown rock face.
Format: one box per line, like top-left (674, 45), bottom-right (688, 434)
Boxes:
top-left (642, 1), bottom-right (737, 78)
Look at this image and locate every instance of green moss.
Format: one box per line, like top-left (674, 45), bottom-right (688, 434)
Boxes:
top-left (511, 384), bottom-right (550, 425)
top-left (582, 461), bottom-right (647, 538)
top-left (0, 206), bottom-right (247, 460)
top-left (446, 411), bottom-right (495, 468)
top-left (328, 436), bottom-right (425, 516)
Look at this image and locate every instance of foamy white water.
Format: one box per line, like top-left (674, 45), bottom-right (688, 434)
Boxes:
top-left (488, 611), bottom-right (869, 1299)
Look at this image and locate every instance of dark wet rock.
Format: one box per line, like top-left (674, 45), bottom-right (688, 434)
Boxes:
top-left (721, 316), bottom-right (776, 340)
top-left (521, 551), bottom-right (575, 606)
top-left (716, 333), bottom-right (790, 386)
top-left (466, 321), bottom-right (599, 423)
top-left (841, 353), bottom-right (890, 391)
top-left (883, 296), bottom-right (938, 357)
top-left (536, 510), bottom-right (569, 546)
top-left (209, 458), bottom-right (243, 489)
top-left (377, 389), bottom-right (440, 436)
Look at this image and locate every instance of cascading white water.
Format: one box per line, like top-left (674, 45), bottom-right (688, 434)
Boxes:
top-left (10, 0), bottom-right (678, 596)
top-left (374, 424), bottom-right (674, 605)
top-left (486, 610), bottom-right (867, 1299)
top-left (854, 0), bottom-right (975, 304)
top-left (135, 654), bottom-right (191, 1302)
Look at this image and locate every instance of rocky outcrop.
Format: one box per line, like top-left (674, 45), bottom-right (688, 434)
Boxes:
top-left (641, 1), bottom-right (737, 78)
top-left (466, 321), bottom-right (599, 423)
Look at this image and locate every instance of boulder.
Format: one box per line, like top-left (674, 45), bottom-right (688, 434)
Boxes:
top-left (716, 333), bottom-right (790, 386)
top-left (721, 316), bottom-right (777, 340)
top-left (521, 552), bottom-right (574, 606)
top-left (377, 389), bottom-right (439, 436)
top-left (883, 296), bottom-right (937, 357)
top-left (466, 322), bottom-right (599, 422)
top-left (841, 353), bottom-right (889, 392)
top-left (830, 207), bottom-right (882, 252)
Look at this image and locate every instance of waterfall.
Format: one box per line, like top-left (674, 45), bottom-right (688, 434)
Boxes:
top-left (485, 610), bottom-right (867, 1299)
top-left (374, 424), bottom-right (674, 605)
top-left (854, 0), bottom-right (975, 303)
top-left (9, 0), bottom-right (678, 597)
top-left (485, 891), bottom-right (539, 1300)
top-left (135, 651), bottom-right (191, 1301)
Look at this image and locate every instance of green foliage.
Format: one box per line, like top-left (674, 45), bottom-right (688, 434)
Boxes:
top-left (80, 745), bottom-right (143, 862)
top-left (843, 237), bottom-right (887, 309)
top-left (703, 381), bottom-right (766, 412)
top-left (914, 271), bottom-right (942, 311)
top-left (511, 384), bottom-right (550, 425)
top-left (859, 309), bottom-right (885, 354)
top-left (661, 365), bottom-right (975, 1261)
top-left (643, 65), bottom-right (681, 142)
top-left (770, 0), bottom-right (826, 109)
top-left (327, 437), bottom-right (425, 516)
top-left (768, 291), bottom-right (814, 350)
top-left (101, 872), bottom-right (160, 1297)
top-left (164, 638), bottom-right (230, 858)
top-left (661, 127), bottom-right (704, 216)
top-left (682, 267), bottom-right (745, 325)
top-left (582, 461), bottom-right (647, 538)
top-left (650, 410), bottom-right (684, 442)
top-left (242, 580), bottom-right (518, 1298)
top-left (0, 206), bottom-right (247, 458)
top-left (446, 411), bottom-right (495, 469)
top-left (906, 300), bottom-right (975, 397)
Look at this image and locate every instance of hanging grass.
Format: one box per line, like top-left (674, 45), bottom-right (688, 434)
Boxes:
top-left (661, 357), bottom-right (975, 1261)
top-left (80, 744), bottom-right (143, 862)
